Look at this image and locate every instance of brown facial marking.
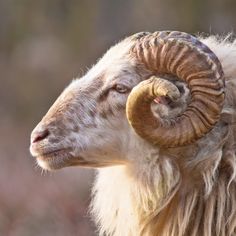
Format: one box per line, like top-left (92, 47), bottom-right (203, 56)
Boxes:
top-left (48, 137), bottom-right (61, 144)
top-left (98, 89), bottom-right (110, 103)
top-left (98, 103), bottom-right (112, 119)
top-left (88, 109), bottom-right (96, 117)
top-left (115, 102), bottom-right (126, 111)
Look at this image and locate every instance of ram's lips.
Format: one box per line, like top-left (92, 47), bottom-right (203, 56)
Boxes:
top-left (32, 148), bottom-right (83, 170)
top-left (33, 148), bottom-right (114, 170)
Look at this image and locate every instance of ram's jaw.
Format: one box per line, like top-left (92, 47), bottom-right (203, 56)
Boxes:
top-left (30, 133), bottom-right (129, 171)
top-left (30, 142), bottom-right (82, 170)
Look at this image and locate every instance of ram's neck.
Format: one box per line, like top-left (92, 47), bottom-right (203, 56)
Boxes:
top-left (90, 152), bottom-right (236, 236)
top-left (91, 166), bottom-right (141, 236)
top-left (90, 154), bottom-right (181, 236)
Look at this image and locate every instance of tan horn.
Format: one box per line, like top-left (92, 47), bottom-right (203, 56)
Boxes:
top-left (126, 31), bottom-right (225, 147)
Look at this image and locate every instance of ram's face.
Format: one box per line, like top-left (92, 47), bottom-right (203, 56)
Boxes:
top-left (30, 49), bottom-right (142, 170)
top-left (30, 31), bottom-right (225, 170)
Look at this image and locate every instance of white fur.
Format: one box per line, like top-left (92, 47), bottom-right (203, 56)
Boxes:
top-left (89, 36), bottom-right (236, 236)
top-left (31, 34), bottom-right (236, 236)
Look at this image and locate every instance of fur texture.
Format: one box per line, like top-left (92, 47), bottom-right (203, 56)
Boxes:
top-left (90, 36), bottom-right (236, 236)
top-left (30, 34), bottom-right (236, 236)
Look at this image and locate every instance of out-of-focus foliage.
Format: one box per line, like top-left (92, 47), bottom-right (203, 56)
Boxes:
top-left (0, 0), bottom-right (235, 235)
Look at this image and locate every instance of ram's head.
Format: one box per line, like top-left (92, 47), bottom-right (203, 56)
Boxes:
top-left (30, 31), bottom-right (225, 170)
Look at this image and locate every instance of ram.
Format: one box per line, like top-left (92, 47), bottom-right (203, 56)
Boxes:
top-left (30, 31), bottom-right (236, 236)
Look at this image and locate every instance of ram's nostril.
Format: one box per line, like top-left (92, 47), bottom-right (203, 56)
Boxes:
top-left (31, 129), bottom-right (50, 143)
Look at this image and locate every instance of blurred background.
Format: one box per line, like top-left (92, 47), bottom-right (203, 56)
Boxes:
top-left (0, 0), bottom-right (235, 235)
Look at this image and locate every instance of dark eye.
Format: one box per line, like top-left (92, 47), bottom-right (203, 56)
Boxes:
top-left (114, 84), bottom-right (129, 94)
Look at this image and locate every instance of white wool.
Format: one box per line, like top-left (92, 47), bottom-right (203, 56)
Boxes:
top-left (89, 36), bottom-right (236, 236)
top-left (31, 33), bottom-right (236, 236)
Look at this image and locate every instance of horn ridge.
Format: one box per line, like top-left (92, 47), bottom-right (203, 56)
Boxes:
top-left (126, 31), bottom-right (225, 147)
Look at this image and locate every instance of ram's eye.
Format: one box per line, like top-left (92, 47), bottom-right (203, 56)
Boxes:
top-left (114, 84), bottom-right (129, 93)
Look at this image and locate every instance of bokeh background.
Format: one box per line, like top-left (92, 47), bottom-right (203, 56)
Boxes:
top-left (0, 0), bottom-right (235, 235)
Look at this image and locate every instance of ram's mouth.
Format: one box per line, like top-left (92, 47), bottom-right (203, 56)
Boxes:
top-left (34, 148), bottom-right (103, 170)
top-left (32, 144), bottom-right (128, 170)
top-left (34, 148), bottom-right (85, 170)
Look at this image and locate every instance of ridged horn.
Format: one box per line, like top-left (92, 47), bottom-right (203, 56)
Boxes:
top-left (126, 31), bottom-right (225, 147)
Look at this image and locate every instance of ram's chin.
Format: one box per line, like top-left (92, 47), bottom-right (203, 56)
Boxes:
top-left (37, 157), bottom-right (56, 170)
top-left (36, 154), bottom-right (73, 170)
top-left (33, 148), bottom-right (79, 170)
top-left (35, 152), bottom-right (106, 170)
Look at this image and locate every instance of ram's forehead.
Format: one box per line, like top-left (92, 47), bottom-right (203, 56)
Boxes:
top-left (68, 40), bottom-right (137, 90)
top-left (92, 40), bottom-right (136, 75)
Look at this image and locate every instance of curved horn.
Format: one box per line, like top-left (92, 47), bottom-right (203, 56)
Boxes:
top-left (126, 31), bottom-right (225, 147)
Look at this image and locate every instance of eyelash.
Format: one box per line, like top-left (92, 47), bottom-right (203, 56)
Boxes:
top-left (113, 84), bottom-right (129, 94)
